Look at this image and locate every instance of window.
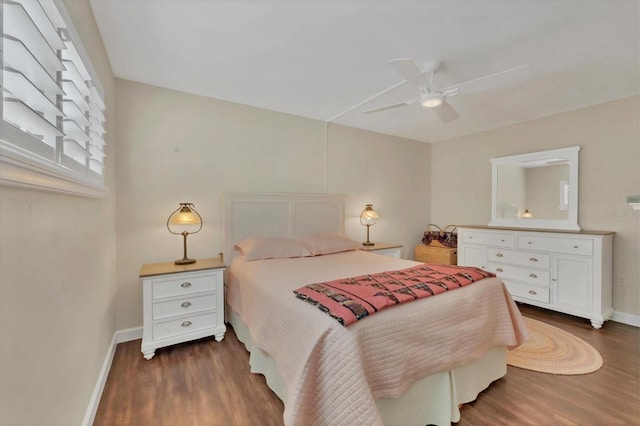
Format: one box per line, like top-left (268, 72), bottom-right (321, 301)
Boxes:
top-left (0, 0), bottom-right (106, 197)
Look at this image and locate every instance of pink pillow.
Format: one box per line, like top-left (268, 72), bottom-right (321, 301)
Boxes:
top-left (300, 233), bottom-right (362, 256)
top-left (234, 238), bottom-right (312, 261)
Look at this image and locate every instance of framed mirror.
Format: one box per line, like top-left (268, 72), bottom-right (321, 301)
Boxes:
top-left (489, 146), bottom-right (580, 231)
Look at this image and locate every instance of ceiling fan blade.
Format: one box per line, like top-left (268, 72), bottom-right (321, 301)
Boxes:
top-left (363, 99), bottom-right (418, 114)
top-left (447, 64), bottom-right (531, 95)
top-left (389, 58), bottom-right (430, 89)
top-left (432, 100), bottom-right (460, 123)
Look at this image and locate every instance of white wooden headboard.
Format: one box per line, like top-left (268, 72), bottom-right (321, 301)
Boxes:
top-left (222, 192), bottom-right (347, 265)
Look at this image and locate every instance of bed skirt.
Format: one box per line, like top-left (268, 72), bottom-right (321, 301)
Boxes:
top-left (227, 308), bottom-right (507, 426)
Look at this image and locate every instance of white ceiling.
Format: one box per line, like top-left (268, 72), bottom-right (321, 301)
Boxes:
top-left (89, 0), bottom-right (639, 143)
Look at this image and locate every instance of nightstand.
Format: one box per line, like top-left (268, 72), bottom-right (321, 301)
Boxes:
top-left (140, 258), bottom-right (226, 360)
top-left (360, 242), bottom-right (403, 258)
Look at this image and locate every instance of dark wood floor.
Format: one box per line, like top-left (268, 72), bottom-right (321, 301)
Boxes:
top-left (94, 304), bottom-right (640, 425)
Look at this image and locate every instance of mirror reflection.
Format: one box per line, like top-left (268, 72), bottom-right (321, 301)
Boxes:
top-left (490, 146), bottom-right (580, 231)
top-left (496, 160), bottom-right (570, 221)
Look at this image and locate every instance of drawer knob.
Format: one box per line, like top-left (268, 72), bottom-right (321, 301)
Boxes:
top-left (181, 301), bottom-right (192, 308)
top-left (496, 253), bottom-right (504, 257)
top-left (528, 290), bottom-right (537, 295)
top-left (181, 282), bottom-right (192, 288)
top-left (573, 245), bottom-right (579, 249)
top-left (500, 239), bottom-right (505, 242)
top-left (529, 257), bottom-right (538, 262)
top-left (529, 273), bottom-right (538, 279)
top-left (527, 241), bottom-right (532, 245)
top-left (181, 321), bottom-right (192, 327)
top-left (496, 268), bottom-right (503, 272)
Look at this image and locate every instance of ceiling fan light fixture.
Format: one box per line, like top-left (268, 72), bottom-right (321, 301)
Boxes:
top-left (421, 94), bottom-right (443, 108)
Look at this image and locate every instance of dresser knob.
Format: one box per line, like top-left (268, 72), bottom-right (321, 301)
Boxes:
top-left (552, 278), bottom-right (557, 282)
top-left (181, 301), bottom-right (192, 308)
top-left (529, 257), bottom-right (538, 262)
top-left (181, 321), bottom-right (192, 327)
top-left (500, 239), bottom-right (505, 242)
top-left (496, 253), bottom-right (504, 257)
top-left (529, 273), bottom-right (538, 278)
top-left (527, 241), bottom-right (532, 245)
top-left (528, 290), bottom-right (537, 295)
top-left (573, 245), bottom-right (579, 249)
top-left (496, 268), bottom-right (503, 272)
top-left (181, 282), bottom-right (192, 288)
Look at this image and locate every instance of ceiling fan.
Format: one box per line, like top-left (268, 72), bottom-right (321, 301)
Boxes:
top-left (363, 59), bottom-right (530, 123)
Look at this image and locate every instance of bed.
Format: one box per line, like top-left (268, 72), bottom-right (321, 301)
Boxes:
top-left (222, 192), bottom-right (527, 425)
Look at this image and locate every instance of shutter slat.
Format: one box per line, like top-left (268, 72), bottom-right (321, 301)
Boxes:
top-left (3, 96), bottom-right (63, 147)
top-left (62, 99), bottom-right (90, 128)
top-left (61, 59), bottom-right (90, 97)
top-left (4, 67), bottom-right (63, 122)
top-left (4, 1), bottom-right (63, 80)
top-left (3, 35), bottom-right (63, 102)
top-left (12, 0), bottom-right (65, 51)
top-left (61, 80), bottom-right (89, 111)
top-left (63, 119), bottom-right (89, 143)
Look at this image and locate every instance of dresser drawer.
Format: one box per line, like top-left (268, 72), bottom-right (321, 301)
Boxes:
top-left (487, 262), bottom-right (550, 286)
top-left (152, 312), bottom-right (218, 341)
top-left (487, 248), bottom-right (550, 269)
top-left (152, 273), bottom-right (217, 300)
top-left (461, 231), bottom-right (515, 248)
top-left (517, 235), bottom-right (593, 256)
top-left (153, 293), bottom-right (216, 320)
top-left (504, 280), bottom-right (550, 304)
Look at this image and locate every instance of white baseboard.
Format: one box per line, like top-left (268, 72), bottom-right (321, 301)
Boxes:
top-left (611, 311), bottom-right (640, 327)
top-left (115, 326), bottom-right (143, 343)
top-left (82, 326), bottom-right (143, 425)
top-left (81, 333), bottom-right (117, 426)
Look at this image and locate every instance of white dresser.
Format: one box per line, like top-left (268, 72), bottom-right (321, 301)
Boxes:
top-left (140, 258), bottom-right (226, 359)
top-left (457, 226), bottom-right (614, 328)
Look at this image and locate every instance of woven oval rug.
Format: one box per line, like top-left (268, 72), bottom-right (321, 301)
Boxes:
top-left (507, 317), bottom-right (603, 375)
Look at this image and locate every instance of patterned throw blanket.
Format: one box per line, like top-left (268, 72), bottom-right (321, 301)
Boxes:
top-left (294, 263), bottom-right (494, 326)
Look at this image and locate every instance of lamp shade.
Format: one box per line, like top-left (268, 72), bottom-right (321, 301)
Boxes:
top-left (360, 204), bottom-right (378, 226)
top-left (169, 205), bottom-right (202, 226)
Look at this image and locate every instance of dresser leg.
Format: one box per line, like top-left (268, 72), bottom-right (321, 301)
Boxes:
top-left (142, 350), bottom-right (155, 360)
top-left (590, 319), bottom-right (604, 329)
top-left (214, 332), bottom-right (225, 342)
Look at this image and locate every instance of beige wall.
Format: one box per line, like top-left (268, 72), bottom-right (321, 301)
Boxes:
top-left (115, 80), bottom-right (431, 330)
top-left (431, 96), bottom-right (640, 316)
top-left (0, 0), bottom-right (116, 424)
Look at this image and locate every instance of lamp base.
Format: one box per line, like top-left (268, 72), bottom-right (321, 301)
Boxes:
top-left (362, 242), bottom-right (375, 246)
top-left (175, 258), bottom-right (196, 265)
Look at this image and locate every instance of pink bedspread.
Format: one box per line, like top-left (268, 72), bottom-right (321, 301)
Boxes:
top-left (227, 250), bottom-right (528, 426)
top-left (294, 263), bottom-right (494, 325)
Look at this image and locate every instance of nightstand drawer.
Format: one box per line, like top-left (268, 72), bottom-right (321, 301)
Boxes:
top-left (153, 293), bottom-right (217, 320)
top-left (487, 262), bottom-right (550, 286)
top-left (152, 273), bottom-right (217, 300)
top-left (487, 248), bottom-right (550, 269)
top-left (152, 312), bottom-right (218, 341)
